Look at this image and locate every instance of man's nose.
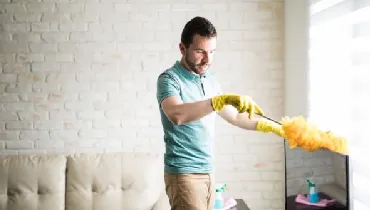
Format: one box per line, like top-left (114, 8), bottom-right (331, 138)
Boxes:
top-left (203, 53), bottom-right (211, 62)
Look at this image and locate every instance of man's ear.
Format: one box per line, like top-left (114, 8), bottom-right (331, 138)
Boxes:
top-left (179, 43), bottom-right (186, 54)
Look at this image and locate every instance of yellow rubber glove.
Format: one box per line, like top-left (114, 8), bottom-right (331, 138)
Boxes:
top-left (256, 118), bottom-right (286, 138)
top-left (211, 94), bottom-right (264, 119)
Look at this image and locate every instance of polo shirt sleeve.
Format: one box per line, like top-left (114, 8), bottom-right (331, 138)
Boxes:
top-left (156, 72), bottom-right (181, 107)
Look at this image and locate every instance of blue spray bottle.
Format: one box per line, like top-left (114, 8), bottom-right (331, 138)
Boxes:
top-left (214, 184), bottom-right (227, 209)
top-left (306, 178), bottom-right (319, 203)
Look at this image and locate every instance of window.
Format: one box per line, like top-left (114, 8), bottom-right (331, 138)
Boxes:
top-left (308, 0), bottom-right (370, 209)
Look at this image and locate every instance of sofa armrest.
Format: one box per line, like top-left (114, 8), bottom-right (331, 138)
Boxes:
top-left (152, 191), bottom-right (170, 210)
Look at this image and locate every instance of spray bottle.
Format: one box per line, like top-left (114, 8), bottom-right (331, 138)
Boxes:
top-left (306, 178), bottom-right (319, 203)
top-left (214, 184), bottom-right (227, 209)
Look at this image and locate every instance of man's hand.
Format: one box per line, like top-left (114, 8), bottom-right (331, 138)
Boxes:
top-left (211, 94), bottom-right (263, 119)
top-left (256, 118), bottom-right (286, 138)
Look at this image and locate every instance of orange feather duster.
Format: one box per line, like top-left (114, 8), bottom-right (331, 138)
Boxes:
top-left (280, 116), bottom-right (349, 155)
top-left (256, 114), bottom-right (349, 155)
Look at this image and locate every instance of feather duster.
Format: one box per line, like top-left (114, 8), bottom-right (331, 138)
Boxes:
top-left (255, 113), bottom-right (349, 155)
top-left (280, 116), bottom-right (349, 155)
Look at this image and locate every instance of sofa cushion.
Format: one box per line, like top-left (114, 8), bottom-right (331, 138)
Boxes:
top-left (152, 190), bottom-right (171, 210)
top-left (0, 155), bottom-right (67, 210)
top-left (65, 152), bottom-right (168, 210)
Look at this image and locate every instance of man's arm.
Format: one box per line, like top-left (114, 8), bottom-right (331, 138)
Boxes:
top-left (157, 72), bottom-right (215, 125)
top-left (161, 96), bottom-right (214, 125)
top-left (218, 105), bottom-right (286, 138)
top-left (217, 105), bottom-right (259, 130)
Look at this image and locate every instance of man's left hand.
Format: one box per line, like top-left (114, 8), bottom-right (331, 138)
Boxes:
top-left (256, 119), bottom-right (286, 138)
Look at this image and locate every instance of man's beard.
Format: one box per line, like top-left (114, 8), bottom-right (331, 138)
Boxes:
top-left (184, 53), bottom-right (208, 75)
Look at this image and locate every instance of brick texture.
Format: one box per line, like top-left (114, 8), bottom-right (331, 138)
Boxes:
top-left (0, 1), bottom-right (284, 209)
top-left (285, 149), bottom-right (335, 196)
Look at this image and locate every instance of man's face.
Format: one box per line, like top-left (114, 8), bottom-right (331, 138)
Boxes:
top-left (181, 34), bottom-right (217, 75)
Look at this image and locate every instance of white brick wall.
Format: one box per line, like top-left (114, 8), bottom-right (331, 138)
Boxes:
top-left (285, 149), bottom-right (335, 196)
top-left (0, 1), bottom-right (285, 209)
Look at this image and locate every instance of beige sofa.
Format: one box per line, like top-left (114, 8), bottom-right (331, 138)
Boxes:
top-left (0, 152), bottom-right (170, 210)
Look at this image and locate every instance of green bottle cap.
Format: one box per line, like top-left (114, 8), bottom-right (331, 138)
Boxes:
top-left (306, 178), bottom-right (315, 187)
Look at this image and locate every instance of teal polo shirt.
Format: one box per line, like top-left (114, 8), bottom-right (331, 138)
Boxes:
top-left (156, 61), bottom-right (222, 174)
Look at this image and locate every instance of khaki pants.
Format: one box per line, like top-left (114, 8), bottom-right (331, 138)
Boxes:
top-left (164, 172), bottom-right (215, 210)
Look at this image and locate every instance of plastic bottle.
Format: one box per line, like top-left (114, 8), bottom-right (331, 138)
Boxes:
top-left (306, 178), bottom-right (319, 203)
top-left (214, 184), bottom-right (226, 209)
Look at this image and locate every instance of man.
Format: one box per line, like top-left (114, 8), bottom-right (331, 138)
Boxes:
top-left (156, 16), bottom-right (285, 210)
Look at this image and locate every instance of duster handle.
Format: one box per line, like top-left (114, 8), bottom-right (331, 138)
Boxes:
top-left (255, 112), bottom-right (281, 125)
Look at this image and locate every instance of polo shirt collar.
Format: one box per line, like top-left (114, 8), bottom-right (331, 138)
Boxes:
top-left (174, 61), bottom-right (210, 81)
